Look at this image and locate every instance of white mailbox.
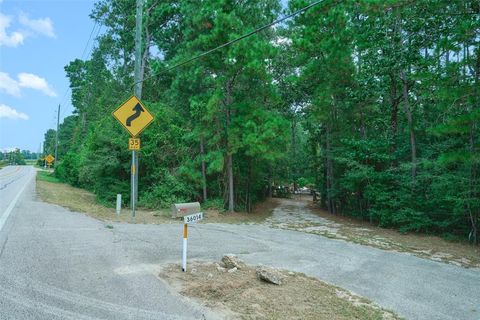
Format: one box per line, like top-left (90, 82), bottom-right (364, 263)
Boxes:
top-left (171, 202), bottom-right (201, 218)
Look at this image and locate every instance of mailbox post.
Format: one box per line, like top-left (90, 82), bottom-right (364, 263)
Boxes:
top-left (172, 202), bottom-right (203, 272)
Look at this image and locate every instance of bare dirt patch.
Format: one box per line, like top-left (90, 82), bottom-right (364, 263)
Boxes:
top-left (265, 196), bottom-right (480, 269)
top-left (204, 198), bottom-right (276, 224)
top-left (159, 261), bottom-right (400, 320)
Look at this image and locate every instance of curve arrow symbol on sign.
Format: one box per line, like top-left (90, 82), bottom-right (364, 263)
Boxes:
top-left (126, 103), bottom-right (144, 126)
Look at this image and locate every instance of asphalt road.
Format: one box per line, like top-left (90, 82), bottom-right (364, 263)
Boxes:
top-left (0, 166), bottom-right (479, 320)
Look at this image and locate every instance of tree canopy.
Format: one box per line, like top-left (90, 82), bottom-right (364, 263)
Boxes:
top-left (46, 0), bottom-right (479, 244)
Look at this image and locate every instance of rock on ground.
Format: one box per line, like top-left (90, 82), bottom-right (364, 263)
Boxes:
top-left (222, 254), bottom-right (243, 269)
top-left (256, 266), bottom-right (285, 285)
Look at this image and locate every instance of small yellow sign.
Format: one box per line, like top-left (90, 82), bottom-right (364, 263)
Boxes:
top-left (112, 95), bottom-right (154, 137)
top-left (45, 154), bottom-right (55, 164)
top-left (128, 138), bottom-right (141, 151)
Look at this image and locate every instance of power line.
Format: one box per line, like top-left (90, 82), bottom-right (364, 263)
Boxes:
top-left (134, 0), bottom-right (326, 88)
top-left (58, 21), bottom-right (101, 122)
top-left (59, 21), bottom-right (98, 108)
top-left (80, 20), bottom-right (99, 61)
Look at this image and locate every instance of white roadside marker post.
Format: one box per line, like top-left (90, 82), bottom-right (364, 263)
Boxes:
top-left (116, 194), bottom-right (122, 216)
top-left (182, 223), bottom-right (188, 272)
top-left (181, 212), bottom-right (203, 272)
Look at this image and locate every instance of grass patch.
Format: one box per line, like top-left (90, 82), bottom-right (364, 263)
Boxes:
top-left (160, 262), bottom-right (400, 320)
top-left (36, 175), bottom-right (173, 224)
top-left (37, 170), bottom-right (61, 183)
top-left (36, 173), bottom-right (273, 225)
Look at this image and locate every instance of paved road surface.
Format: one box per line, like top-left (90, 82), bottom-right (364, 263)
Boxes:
top-left (0, 166), bottom-right (479, 320)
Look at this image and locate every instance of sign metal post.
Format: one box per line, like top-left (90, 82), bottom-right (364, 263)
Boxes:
top-left (112, 95), bottom-right (153, 219)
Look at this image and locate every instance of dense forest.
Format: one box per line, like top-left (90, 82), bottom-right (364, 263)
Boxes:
top-left (42, 0), bottom-right (479, 244)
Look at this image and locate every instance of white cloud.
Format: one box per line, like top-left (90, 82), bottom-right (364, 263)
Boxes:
top-left (0, 71), bottom-right (56, 97)
top-left (0, 104), bottom-right (28, 120)
top-left (0, 13), bottom-right (25, 47)
top-left (0, 72), bottom-right (21, 96)
top-left (19, 13), bottom-right (55, 38)
top-left (18, 73), bottom-right (57, 97)
top-left (0, 12), bottom-right (56, 47)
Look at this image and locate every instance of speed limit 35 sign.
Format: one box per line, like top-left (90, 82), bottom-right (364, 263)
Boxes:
top-left (129, 138), bottom-right (141, 150)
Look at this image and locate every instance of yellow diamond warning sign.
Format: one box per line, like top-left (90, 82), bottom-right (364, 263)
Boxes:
top-left (112, 95), bottom-right (154, 137)
top-left (45, 154), bottom-right (55, 164)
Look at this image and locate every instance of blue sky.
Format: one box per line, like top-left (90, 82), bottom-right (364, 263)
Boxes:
top-left (0, 0), bottom-right (96, 152)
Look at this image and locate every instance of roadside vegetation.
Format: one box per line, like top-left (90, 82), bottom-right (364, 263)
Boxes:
top-left (36, 171), bottom-right (274, 224)
top-left (41, 0), bottom-right (479, 244)
top-left (0, 148), bottom-right (34, 166)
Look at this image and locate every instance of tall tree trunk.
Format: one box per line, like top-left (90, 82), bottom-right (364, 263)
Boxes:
top-left (267, 168), bottom-right (273, 198)
top-left (400, 70), bottom-right (417, 181)
top-left (223, 70), bottom-right (241, 212)
top-left (321, 143), bottom-right (327, 209)
top-left (394, 8), bottom-right (417, 182)
top-left (247, 158), bottom-right (253, 212)
top-left (225, 98), bottom-right (234, 212)
top-left (291, 118), bottom-right (298, 192)
top-left (326, 123), bottom-right (336, 214)
top-left (227, 154), bottom-right (234, 212)
top-left (200, 137), bottom-right (207, 202)
top-left (468, 46), bottom-right (479, 244)
top-left (389, 73), bottom-right (399, 153)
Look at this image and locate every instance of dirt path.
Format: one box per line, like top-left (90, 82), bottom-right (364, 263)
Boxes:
top-left (264, 196), bottom-right (480, 269)
top-left (264, 197), bottom-right (348, 239)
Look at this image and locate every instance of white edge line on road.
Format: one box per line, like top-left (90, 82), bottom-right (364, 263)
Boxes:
top-left (0, 169), bottom-right (33, 232)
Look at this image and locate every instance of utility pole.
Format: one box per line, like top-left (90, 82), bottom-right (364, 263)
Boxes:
top-left (132, 0), bottom-right (143, 218)
top-left (54, 104), bottom-right (60, 168)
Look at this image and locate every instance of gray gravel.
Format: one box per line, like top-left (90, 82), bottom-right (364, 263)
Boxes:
top-left (0, 166), bottom-right (479, 320)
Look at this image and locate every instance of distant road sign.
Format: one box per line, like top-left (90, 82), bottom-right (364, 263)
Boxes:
top-left (184, 212), bottom-right (203, 224)
top-left (45, 154), bottom-right (55, 164)
top-left (112, 95), bottom-right (154, 137)
top-left (128, 138), bottom-right (141, 150)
